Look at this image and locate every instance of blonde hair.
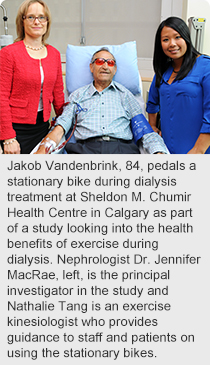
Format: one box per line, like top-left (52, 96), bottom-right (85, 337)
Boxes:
top-left (15, 0), bottom-right (51, 44)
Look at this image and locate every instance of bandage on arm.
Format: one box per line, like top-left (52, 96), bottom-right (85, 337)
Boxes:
top-left (36, 125), bottom-right (65, 154)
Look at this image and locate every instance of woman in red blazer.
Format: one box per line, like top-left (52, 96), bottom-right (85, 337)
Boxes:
top-left (0, 0), bottom-right (64, 153)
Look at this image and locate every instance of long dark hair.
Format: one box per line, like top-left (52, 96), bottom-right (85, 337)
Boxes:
top-left (153, 16), bottom-right (200, 87)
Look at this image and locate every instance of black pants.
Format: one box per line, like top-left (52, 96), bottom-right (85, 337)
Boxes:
top-left (65, 138), bottom-right (140, 154)
top-left (12, 111), bottom-right (49, 154)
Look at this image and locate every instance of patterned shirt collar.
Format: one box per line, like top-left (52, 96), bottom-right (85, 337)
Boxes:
top-left (88, 80), bottom-right (125, 96)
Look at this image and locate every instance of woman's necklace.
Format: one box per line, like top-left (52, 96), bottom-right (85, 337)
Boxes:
top-left (25, 43), bottom-right (45, 51)
top-left (172, 63), bottom-right (181, 74)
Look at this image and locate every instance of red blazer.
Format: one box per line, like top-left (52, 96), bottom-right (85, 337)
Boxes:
top-left (0, 41), bottom-right (64, 140)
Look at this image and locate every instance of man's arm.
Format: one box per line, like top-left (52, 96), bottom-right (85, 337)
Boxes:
top-left (33, 97), bottom-right (77, 154)
top-left (130, 113), bottom-right (169, 154)
top-left (139, 132), bottom-right (169, 154)
top-left (34, 125), bottom-right (65, 154)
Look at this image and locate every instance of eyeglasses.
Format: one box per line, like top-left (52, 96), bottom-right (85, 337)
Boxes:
top-left (23, 15), bottom-right (48, 23)
top-left (92, 58), bottom-right (116, 67)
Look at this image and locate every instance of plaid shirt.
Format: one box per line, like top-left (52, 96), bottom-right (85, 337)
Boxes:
top-left (55, 81), bottom-right (169, 154)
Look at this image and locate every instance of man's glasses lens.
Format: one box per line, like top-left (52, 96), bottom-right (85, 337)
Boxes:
top-left (94, 58), bottom-right (115, 67)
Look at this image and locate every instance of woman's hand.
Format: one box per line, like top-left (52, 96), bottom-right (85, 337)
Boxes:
top-left (151, 125), bottom-right (162, 135)
top-left (187, 133), bottom-right (210, 154)
top-left (148, 113), bottom-right (162, 135)
top-left (187, 147), bottom-right (202, 154)
top-left (3, 139), bottom-right (20, 154)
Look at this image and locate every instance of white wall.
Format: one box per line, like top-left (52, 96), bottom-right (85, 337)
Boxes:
top-left (1, 0), bottom-right (184, 57)
top-left (183, 0), bottom-right (210, 55)
top-left (161, 0), bottom-right (183, 20)
top-left (0, 0), bottom-right (162, 58)
top-left (3, 0), bottom-right (207, 103)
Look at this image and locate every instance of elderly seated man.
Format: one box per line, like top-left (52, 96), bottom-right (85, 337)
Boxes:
top-left (35, 47), bottom-right (168, 154)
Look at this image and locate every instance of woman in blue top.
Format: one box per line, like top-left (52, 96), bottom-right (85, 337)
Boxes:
top-left (147, 16), bottom-right (210, 154)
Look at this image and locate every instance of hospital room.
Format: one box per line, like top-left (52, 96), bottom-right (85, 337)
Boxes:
top-left (0, 0), bottom-right (210, 154)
